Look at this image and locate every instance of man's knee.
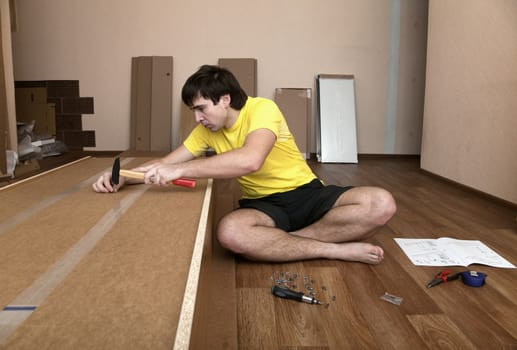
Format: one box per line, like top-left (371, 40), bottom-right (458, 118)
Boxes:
top-left (372, 188), bottom-right (396, 225)
top-left (216, 216), bottom-right (245, 254)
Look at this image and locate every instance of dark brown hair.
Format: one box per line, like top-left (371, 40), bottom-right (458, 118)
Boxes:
top-left (181, 65), bottom-right (248, 109)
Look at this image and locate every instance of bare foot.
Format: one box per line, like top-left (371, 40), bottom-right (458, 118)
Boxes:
top-left (332, 242), bottom-right (384, 264)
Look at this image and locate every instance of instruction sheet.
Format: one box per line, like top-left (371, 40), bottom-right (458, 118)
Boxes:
top-left (394, 237), bottom-right (516, 268)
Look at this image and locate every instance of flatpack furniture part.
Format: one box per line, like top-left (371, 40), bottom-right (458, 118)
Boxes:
top-left (130, 56), bottom-right (173, 152)
top-left (218, 58), bottom-right (257, 97)
top-left (275, 88), bottom-right (312, 159)
top-left (316, 74), bottom-right (358, 163)
top-left (0, 21), bottom-right (8, 175)
top-left (0, 156), bottom-right (235, 349)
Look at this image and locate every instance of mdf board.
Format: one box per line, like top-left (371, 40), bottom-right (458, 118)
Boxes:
top-left (274, 88), bottom-right (311, 159)
top-left (218, 58), bottom-right (257, 97)
top-left (0, 156), bottom-right (223, 350)
top-left (131, 56), bottom-right (173, 152)
top-left (316, 74), bottom-right (358, 163)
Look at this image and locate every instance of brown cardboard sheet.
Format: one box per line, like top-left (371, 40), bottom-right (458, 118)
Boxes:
top-left (274, 88), bottom-right (312, 159)
top-left (218, 58), bottom-right (257, 97)
top-left (0, 157), bottom-right (209, 349)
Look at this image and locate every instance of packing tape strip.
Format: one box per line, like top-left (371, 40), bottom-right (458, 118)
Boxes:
top-left (461, 270), bottom-right (486, 287)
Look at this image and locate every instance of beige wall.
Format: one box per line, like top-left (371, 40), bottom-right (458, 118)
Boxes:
top-left (422, 0), bottom-right (517, 204)
top-left (10, 0), bottom-right (427, 154)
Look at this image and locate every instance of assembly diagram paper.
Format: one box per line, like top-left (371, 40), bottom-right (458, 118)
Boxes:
top-left (394, 237), bottom-right (515, 268)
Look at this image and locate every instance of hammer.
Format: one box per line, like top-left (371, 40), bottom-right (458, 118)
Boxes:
top-left (111, 157), bottom-right (196, 188)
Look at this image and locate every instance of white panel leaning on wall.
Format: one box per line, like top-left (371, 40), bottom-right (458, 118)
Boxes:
top-left (316, 74), bottom-right (358, 163)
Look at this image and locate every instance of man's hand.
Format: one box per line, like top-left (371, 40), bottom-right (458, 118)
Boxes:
top-left (92, 172), bottom-right (126, 193)
top-left (133, 162), bottom-right (184, 186)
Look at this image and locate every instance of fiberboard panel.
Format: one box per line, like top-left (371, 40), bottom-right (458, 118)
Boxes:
top-left (316, 74), bottom-right (358, 163)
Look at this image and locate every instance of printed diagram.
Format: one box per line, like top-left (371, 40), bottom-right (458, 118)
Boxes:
top-left (411, 251), bottom-right (462, 266)
top-left (394, 237), bottom-right (516, 268)
top-left (395, 239), bottom-right (462, 266)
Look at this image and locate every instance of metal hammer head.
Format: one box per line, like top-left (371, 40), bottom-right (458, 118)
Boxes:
top-left (111, 157), bottom-right (120, 185)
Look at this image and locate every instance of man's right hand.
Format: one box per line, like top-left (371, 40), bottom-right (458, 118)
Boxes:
top-left (92, 172), bottom-right (126, 193)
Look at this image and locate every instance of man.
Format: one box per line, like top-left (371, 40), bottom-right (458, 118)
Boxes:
top-left (93, 65), bottom-right (396, 264)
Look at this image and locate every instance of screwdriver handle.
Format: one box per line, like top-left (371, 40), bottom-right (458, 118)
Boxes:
top-left (271, 285), bottom-right (321, 304)
top-left (272, 285), bottom-right (305, 302)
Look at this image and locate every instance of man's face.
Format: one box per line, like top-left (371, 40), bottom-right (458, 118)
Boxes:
top-left (190, 95), bottom-right (230, 132)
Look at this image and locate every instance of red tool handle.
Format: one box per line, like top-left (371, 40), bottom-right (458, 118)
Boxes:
top-left (171, 178), bottom-right (196, 188)
top-left (437, 269), bottom-right (451, 282)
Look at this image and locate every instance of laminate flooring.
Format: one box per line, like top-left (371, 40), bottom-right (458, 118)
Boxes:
top-left (235, 158), bottom-right (517, 349)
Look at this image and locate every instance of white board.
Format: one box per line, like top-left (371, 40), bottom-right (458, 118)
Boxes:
top-left (316, 74), bottom-right (358, 163)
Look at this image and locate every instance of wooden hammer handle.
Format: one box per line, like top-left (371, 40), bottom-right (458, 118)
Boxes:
top-left (119, 169), bottom-right (196, 188)
top-left (119, 169), bottom-right (145, 179)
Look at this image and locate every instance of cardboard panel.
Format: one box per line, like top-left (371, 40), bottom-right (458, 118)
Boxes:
top-left (0, 30), bottom-right (8, 174)
top-left (14, 87), bottom-right (47, 104)
top-left (275, 88), bottom-right (311, 159)
top-left (15, 80), bottom-right (79, 98)
top-left (61, 97), bottom-right (94, 114)
top-left (46, 80), bottom-right (80, 98)
top-left (55, 114), bottom-right (82, 131)
top-left (218, 58), bottom-right (257, 97)
top-left (150, 56), bottom-right (173, 151)
top-left (129, 58), bottom-right (138, 150)
top-left (15, 102), bottom-right (56, 135)
top-left (130, 56), bottom-right (173, 152)
top-left (56, 130), bottom-right (95, 148)
top-left (133, 56), bottom-right (152, 151)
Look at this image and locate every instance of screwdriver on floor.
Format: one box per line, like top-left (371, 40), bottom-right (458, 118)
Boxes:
top-left (271, 285), bottom-right (322, 305)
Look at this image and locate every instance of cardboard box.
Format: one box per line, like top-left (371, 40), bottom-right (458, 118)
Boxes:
top-left (56, 130), bottom-right (96, 149)
top-left (61, 97), bottom-right (94, 114)
top-left (55, 115), bottom-right (82, 131)
top-left (15, 80), bottom-right (80, 98)
top-left (15, 101), bottom-right (56, 136)
top-left (14, 87), bottom-right (47, 104)
top-left (218, 58), bottom-right (257, 97)
top-left (15, 82), bottom-right (92, 137)
top-left (274, 88), bottom-right (312, 159)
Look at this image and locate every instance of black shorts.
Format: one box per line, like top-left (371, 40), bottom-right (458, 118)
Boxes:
top-left (238, 179), bottom-right (353, 232)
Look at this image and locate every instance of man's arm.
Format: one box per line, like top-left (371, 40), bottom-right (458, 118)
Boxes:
top-left (134, 144), bottom-right (196, 170)
top-left (92, 145), bottom-right (196, 193)
top-left (135, 128), bottom-right (276, 185)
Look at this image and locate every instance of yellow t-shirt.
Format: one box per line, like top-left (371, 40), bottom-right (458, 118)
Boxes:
top-left (183, 97), bottom-right (317, 199)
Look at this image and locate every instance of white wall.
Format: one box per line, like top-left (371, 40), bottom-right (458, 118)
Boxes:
top-left (11, 0), bottom-right (427, 154)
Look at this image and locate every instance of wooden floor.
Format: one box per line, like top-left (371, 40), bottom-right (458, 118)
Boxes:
top-left (235, 157), bottom-right (517, 349)
top-left (3, 154), bottom-right (515, 349)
